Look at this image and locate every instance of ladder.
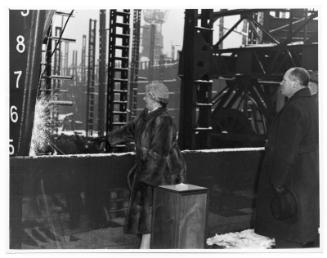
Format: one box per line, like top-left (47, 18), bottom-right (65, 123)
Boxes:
top-left (106, 9), bottom-right (131, 133)
top-left (86, 19), bottom-right (97, 137)
top-left (128, 9), bottom-right (141, 120)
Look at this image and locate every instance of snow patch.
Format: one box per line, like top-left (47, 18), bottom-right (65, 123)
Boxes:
top-left (206, 229), bottom-right (275, 249)
top-left (183, 147), bottom-right (264, 153)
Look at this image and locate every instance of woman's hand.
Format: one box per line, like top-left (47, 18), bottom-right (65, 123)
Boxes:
top-left (94, 136), bottom-right (111, 152)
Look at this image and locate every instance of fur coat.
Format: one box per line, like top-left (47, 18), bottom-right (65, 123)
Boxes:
top-left (108, 107), bottom-right (186, 234)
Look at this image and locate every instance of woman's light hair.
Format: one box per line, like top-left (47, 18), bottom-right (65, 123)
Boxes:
top-left (145, 81), bottom-right (169, 104)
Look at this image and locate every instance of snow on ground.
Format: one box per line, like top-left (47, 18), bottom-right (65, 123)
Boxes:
top-left (206, 229), bottom-right (275, 249)
top-left (183, 147), bottom-right (265, 153)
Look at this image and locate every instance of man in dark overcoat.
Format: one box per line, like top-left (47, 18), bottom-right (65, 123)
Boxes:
top-left (107, 81), bottom-right (186, 248)
top-left (254, 67), bottom-right (319, 247)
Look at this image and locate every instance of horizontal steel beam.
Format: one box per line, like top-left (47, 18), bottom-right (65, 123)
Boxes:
top-left (42, 75), bottom-right (73, 80)
top-left (48, 100), bottom-right (74, 106)
top-left (48, 36), bottom-right (76, 42)
top-left (211, 9), bottom-right (317, 22)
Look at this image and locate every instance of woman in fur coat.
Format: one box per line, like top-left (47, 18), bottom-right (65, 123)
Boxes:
top-left (108, 81), bottom-right (187, 248)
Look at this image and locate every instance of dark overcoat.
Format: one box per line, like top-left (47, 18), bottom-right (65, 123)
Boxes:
top-left (109, 107), bottom-right (186, 234)
top-left (255, 88), bottom-right (319, 244)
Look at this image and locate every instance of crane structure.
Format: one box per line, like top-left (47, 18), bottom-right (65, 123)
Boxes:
top-left (178, 9), bottom-right (318, 149)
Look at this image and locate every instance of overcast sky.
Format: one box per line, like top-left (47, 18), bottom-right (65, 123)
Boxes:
top-left (54, 9), bottom-right (245, 64)
top-left (55, 10), bottom-right (185, 63)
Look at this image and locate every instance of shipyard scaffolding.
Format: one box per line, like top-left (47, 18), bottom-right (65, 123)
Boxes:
top-left (128, 9), bottom-right (141, 120)
top-left (106, 10), bottom-right (131, 135)
top-left (39, 11), bottom-right (75, 136)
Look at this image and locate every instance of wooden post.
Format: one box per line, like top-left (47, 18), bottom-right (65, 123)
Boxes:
top-left (151, 184), bottom-right (208, 249)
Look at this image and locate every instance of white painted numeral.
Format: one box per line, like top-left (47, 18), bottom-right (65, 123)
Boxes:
top-left (9, 139), bottom-right (15, 155)
top-left (14, 71), bottom-right (22, 89)
top-left (16, 35), bottom-right (25, 53)
top-left (21, 10), bottom-right (29, 16)
top-left (10, 106), bottom-right (19, 123)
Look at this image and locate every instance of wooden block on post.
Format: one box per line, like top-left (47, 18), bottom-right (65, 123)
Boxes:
top-left (151, 183), bottom-right (208, 249)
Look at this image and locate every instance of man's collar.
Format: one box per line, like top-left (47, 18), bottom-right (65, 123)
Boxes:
top-left (290, 87), bottom-right (312, 100)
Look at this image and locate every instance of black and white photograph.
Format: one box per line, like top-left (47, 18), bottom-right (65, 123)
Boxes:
top-left (3, 0), bottom-right (325, 254)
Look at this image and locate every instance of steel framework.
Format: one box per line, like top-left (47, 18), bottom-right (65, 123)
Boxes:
top-left (106, 10), bottom-right (131, 134)
top-left (63, 41), bottom-right (69, 76)
top-left (37, 12), bottom-right (75, 135)
top-left (179, 9), bottom-right (318, 149)
top-left (98, 10), bottom-right (107, 137)
top-left (179, 9), bottom-right (214, 149)
top-left (71, 50), bottom-right (78, 86)
top-left (81, 34), bottom-right (87, 85)
top-left (85, 19), bottom-right (97, 137)
top-left (128, 9), bottom-right (141, 120)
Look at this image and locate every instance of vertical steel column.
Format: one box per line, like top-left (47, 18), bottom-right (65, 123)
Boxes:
top-left (248, 12), bottom-right (264, 44)
top-left (289, 10), bottom-right (293, 42)
top-left (159, 54), bottom-right (165, 81)
top-left (81, 34), bottom-right (87, 85)
top-left (98, 10), bottom-right (107, 137)
top-left (51, 26), bottom-right (62, 135)
top-left (63, 41), bottom-right (69, 76)
top-left (242, 20), bottom-right (248, 45)
top-left (178, 10), bottom-right (197, 149)
top-left (248, 12), bottom-right (259, 44)
top-left (148, 23), bottom-right (156, 82)
top-left (178, 9), bottom-right (214, 149)
top-left (107, 11), bottom-right (116, 134)
top-left (128, 9), bottom-right (141, 120)
top-left (171, 44), bottom-right (175, 60)
top-left (72, 50), bottom-right (78, 86)
top-left (218, 9), bottom-right (226, 49)
top-left (45, 26), bottom-right (52, 95)
top-left (303, 9), bottom-right (308, 41)
top-left (196, 9), bottom-right (214, 148)
top-left (86, 19), bottom-right (96, 137)
top-left (257, 11), bottom-right (264, 43)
